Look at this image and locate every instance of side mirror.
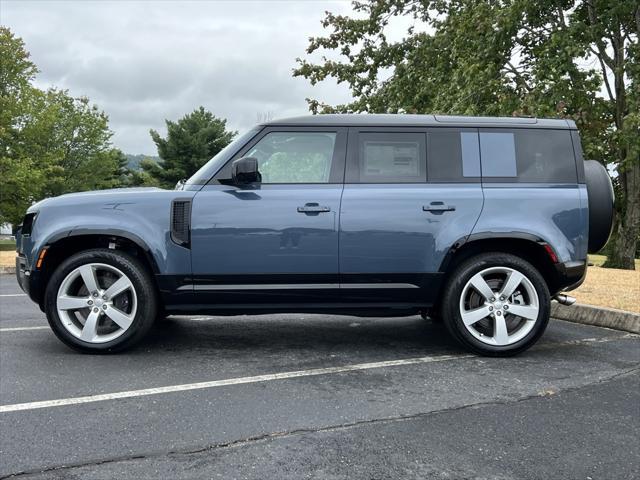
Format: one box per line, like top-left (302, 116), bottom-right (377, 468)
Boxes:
top-left (231, 157), bottom-right (261, 185)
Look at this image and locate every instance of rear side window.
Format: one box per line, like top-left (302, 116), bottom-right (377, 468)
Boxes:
top-left (427, 129), bottom-right (481, 182)
top-left (480, 129), bottom-right (577, 182)
top-left (353, 132), bottom-right (426, 183)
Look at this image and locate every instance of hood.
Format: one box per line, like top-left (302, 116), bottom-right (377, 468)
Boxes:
top-left (27, 187), bottom-right (165, 212)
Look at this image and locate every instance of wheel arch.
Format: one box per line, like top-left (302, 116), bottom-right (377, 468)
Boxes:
top-left (438, 232), bottom-right (562, 299)
top-left (34, 230), bottom-right (160, 310)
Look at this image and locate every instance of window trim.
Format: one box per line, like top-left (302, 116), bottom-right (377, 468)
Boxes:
top-left (210, 126), bottom-right (348, 185)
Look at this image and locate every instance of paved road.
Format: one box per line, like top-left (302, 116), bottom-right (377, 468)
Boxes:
top-left (1, 275), bottom-right (639, 479)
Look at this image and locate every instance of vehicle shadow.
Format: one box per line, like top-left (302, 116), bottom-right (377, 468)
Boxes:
top-left (136, 314), bottom-right (461, 357)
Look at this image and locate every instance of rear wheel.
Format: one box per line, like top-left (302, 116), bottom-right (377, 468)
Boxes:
top-left (44, 249), bottom-right (157, 353)
top-left (442, 253), bottom-right (550, 356)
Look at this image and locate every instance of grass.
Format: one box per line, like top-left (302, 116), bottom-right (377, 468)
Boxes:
top-left (572, 255), bottom-right (640, 313)
top-left (1, 250), bottom-right (637, 312)
top-left (0, 251), bottom-right (16, 267)
top-left (0, 239), bottom-right (16, 251)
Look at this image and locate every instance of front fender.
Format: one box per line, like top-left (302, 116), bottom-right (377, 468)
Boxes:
top-left (22, 189), bottom-right (195, 275)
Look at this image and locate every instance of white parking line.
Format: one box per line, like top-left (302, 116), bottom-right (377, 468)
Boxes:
top-left (0, 294), bottom-right (27, 297)
top-left (0, 326), bottom-right (49, 332)
top-left (0, 353), bottom-right (470, 413)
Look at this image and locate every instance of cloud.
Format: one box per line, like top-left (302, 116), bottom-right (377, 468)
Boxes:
top-left (2, 0), bottom-right (354, 154)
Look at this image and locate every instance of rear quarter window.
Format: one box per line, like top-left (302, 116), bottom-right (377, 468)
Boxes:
top-left (480, 129), bottom-right (577, 183)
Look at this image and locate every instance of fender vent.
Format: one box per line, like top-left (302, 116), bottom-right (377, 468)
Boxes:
top-left (171, 199), bottom-right (191, 247)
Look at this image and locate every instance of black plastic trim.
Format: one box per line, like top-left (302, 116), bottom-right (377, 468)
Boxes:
top-left (170, 199), bottom-right (192, 248)
top-left (47, 228), bottom-right (161, 274)
top-left (439, 231), bottom-right (548, 273)
top-left (555, 260), bottom-right (587, 292)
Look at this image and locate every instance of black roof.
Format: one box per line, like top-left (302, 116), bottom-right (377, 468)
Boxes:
top-left (264, 114), bottom-right (575, 129)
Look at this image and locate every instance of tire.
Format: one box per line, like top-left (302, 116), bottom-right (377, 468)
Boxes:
top-left (441, 252), bottom-right (550, 357)
top-left (584, 160), bottom-right (614, 253)
top-left (44, 248), bottom-right (158, 353)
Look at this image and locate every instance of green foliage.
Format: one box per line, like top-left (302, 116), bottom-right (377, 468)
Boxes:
top-left (0, 27), bottom-right (128, 226)
top-left (125, 153), bottom-right (159, 171)
top-left (295, 0), bottom-right (640, 268)
top-left (141, 107), bottom-right (236, 188)
top-left (0, 239), bottom-right (16, 251)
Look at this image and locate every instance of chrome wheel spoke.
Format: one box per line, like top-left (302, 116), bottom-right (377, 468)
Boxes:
top-left (79, 264), bottom-right (100, 293)
top-left (500, 271), bottom-right (524, 299)
top-left (459, 266), bottom-right (540, 347)
top-left (493, 315), bottom-right (510, 345)
top-left (57, 262), bottom-right (137, 344)
top-left (468, 273), bottom-right (496, 301)
top-left (104, 306), bottom-right (134, 330)
top-left (80, 310), bottom-right (100, 342)
top-left (104, 276), bottom-right (132, 299)
top-left (57, 295), bottom-right (89, 311)
top-left (461, 306), bottom-right (492, 326)
top-left (508, 304), bottom-right (539, 321)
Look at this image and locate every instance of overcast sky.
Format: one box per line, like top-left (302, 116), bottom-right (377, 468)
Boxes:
top-left (1, 0), bottom-right (357, 155)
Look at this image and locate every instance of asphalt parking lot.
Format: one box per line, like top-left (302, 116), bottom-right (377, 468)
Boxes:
top-left (1, 274), bottom-right (639, 479)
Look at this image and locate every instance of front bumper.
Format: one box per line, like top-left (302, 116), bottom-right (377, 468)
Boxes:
top-left (16, 255), bottom-right (29, 295)
top-left (16, 254), bottom-right (44, 307)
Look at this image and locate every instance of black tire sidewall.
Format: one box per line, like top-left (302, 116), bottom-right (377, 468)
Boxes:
top-left (44, 248), bottom-right (157, 353)
top-left (442, 252), bottom-right (550, 357)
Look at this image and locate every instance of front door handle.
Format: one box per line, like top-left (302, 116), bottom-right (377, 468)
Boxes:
top-left (297, 203), bottom-right (331, 214)
top-left (423, 202), bottom-right (456, 214)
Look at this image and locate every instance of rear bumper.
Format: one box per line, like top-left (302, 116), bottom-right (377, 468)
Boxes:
top-left (555, 260), bottom-right (587, 292)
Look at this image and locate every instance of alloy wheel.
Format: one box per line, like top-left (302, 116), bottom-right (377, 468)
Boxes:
top-left (56, 263), bottom-right (137, 343)
top-left (459, 266), bottom-right (539, 346)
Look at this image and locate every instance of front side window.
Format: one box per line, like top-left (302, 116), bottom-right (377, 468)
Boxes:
top-left (246, 132), bottom-right (337, 184)
top-left (187, 127), bottom-right (261, 185)
top-left (480, 129), bottom-right (577, 182)
top-left (355, 132), bottom-right (426, 183)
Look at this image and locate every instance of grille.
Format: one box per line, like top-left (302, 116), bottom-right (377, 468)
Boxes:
top-left (170, 200), bottom-right (191, 247)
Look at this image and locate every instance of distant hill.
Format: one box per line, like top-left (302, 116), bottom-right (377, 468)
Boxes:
top-left (125, 154), bottom-right (160, 171)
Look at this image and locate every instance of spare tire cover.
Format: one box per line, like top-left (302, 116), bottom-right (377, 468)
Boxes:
top-left (584, 160), bottom-right (614, 253)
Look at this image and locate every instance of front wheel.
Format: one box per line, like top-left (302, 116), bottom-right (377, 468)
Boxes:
top-left (44, 249), bottom-right (158, 353)
top-left (441, 253), bottom-right (550, 357)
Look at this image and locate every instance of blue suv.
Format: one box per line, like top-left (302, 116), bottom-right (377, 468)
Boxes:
top-left (15, 115), bottom-right (614, 356)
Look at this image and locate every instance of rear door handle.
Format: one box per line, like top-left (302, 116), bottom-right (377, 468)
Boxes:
top-left (423, 202), bottom-right (456, 213)
top-left (297, 203), bottom-right (331, 213)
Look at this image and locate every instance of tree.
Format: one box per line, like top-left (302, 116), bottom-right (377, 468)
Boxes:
top-left (0, 28), bottom-right (125, 226)
top-left (0, 27), bottom-right (41, 227)
top-left (294, 0), bottom-right (639, 269)
top-left (142, 107), bottom-right (236, 188)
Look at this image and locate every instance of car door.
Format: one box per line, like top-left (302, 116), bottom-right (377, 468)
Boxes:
top-left (339, 127), bottom-right (484, 304)
top-left (190, 126), bottom-right (347, 306)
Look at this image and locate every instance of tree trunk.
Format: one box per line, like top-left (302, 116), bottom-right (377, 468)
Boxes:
top-left (605, 162), bottom-right (640, 270)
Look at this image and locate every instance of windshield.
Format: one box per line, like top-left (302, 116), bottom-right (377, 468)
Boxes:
top-left (185, 126), bottom-right (262, 185)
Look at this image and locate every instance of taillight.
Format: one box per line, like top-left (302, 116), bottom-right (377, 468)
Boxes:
top-left (542, 243), bottom-right (559, 263)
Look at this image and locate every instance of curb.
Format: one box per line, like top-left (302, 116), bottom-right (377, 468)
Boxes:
top-left (552, 302), bottom-right (640, 334)
top-left (0, 266), bottom-right (15, 275)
